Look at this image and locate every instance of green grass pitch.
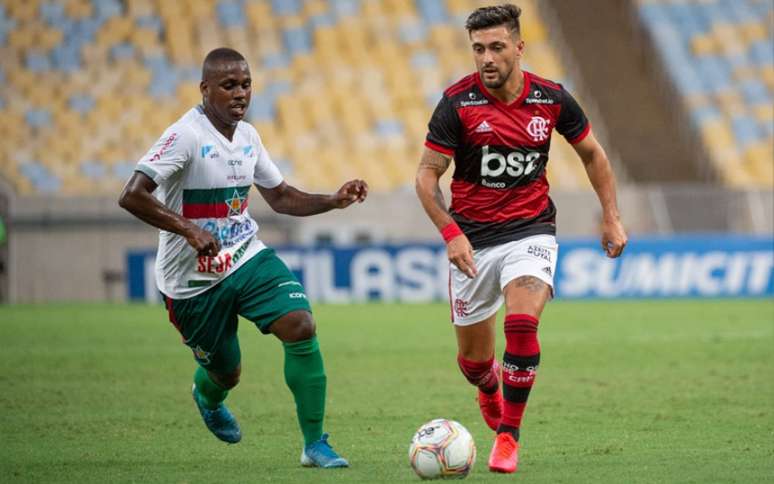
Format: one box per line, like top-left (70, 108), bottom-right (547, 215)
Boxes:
top-left (1, 300), bottom-right (773, 483)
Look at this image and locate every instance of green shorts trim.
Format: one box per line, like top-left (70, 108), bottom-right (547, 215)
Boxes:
top-left (163, 248), bottom-right (312, 373)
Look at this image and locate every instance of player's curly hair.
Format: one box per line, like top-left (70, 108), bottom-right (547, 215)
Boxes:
top-left (465, 4), bottom-right (522, 37)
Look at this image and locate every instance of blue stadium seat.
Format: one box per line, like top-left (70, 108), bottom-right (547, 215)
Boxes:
top-left (25, 109), bottom-right (52, 129)
top-left (26, 50), bottom-right (52, 72)
top-left (731, 115), bottom-right (764, 148)
top-left (749, 40), bottom-right (773, 66)
top-left (696, 56), bottom-right (733, 93)
top-left (69, 94), bottom-right (95, 115)
top-left (283, 25), bottom-right (312, 56)
top-left (690, 105), bottom-right (723, 127)
top-left (399, 20), bottom-right (427, 45)
top-left (113, 162), bottom-right (136, 180)
top-left (217, 0), bottom-right (246, 28)
top-left (81, 160), bottom-right (107, 180)
top-left (110, 42), bottom-right (136, 61)
top-left (40, 1), bottom-right (67, 26)
top-left (51, 43), bottom-right (81, 72)
top-left (19, 161), bottom-right (61, 193)
top-left (740, 78), bottom-right (771, 104)
top-left (374, 119), bottom-right (404, 138)
top-left (92, 0), bottom-right (123, 22)
top-left (247, 92), bottom-right (276, 122)
top-left (309, 11), bottom-right (335, 29)
top-left (417, 0), bottom-right (449, 25)
top-left (410, 51), bottom-right (438, 69)
top-left (272, 0), bottom-right (302, 16)
top-left (135, 15), bottom-right (164, 34)
top-left (330, 0), bottom-right (359, 18)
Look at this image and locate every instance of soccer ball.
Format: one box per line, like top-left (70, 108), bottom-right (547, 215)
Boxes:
top-left (408, 419), bottom-right (476, 479)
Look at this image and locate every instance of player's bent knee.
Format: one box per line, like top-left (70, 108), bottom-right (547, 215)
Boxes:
top-left (271, 310), bottom-right (316, 342)
top-left (211, 367), bottom-right (241, 390)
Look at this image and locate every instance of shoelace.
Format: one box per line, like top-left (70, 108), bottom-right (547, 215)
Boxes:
top-left (495, 434), bottom-right (516, 456)
top-left (311, 434), bottom-right (338, 457)
top-left (203, 405), bottom-right (230, 427)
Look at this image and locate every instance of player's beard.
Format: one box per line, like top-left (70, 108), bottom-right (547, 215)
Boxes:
top-left (480, 65), bottom-right (513, 89)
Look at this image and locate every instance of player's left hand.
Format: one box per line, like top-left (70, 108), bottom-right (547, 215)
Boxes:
top-left (601, 217), bottom-right (627, 258)
top-left (332, 179), bottom-right (368, 208)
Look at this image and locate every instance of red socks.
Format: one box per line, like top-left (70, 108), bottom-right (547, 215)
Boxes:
top-left (500, 314), bottom-right (540, 431)
top-left (457, 354), bottom-right (499, 394)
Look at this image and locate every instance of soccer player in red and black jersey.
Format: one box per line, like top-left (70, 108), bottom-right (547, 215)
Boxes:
top-left (415, 4), bottom-right (627, 473)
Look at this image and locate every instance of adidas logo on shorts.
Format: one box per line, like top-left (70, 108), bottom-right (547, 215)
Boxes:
top-left (542, 266), bottom-right (552, 277)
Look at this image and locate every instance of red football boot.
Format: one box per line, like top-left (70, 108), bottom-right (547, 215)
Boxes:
top-left (477, 388), bottom-right (503, 431)
top-left (488, 432), bottom-right (519, 473)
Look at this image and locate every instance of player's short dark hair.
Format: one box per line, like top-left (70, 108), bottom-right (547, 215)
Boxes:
top-left (465, 4), bottom-right (522, 37)
top-left (201, 47), bottom-right (246, 79)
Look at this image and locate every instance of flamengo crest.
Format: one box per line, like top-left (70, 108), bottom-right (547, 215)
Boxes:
top-left (526, 116), bottom-right (550, 142)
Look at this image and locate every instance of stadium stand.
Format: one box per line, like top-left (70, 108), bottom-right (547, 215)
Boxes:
top-left (637, 0), bottom-right (773, 187)
top-left (0, 0), bottom-right (592, 195)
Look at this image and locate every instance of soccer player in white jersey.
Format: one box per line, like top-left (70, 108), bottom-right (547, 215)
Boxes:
top-left (119, 48), bottom-right (367, 468)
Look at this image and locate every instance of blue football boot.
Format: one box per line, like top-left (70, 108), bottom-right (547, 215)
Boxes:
top-left (300, 433), bottom-right (349, 468)
top-left (192, 384), bottom-right (241, 443)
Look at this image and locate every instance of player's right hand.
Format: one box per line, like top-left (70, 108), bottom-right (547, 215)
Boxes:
top-left (186, 226), bottom-right (221, 257)
top-left (447, 235), bottom-right (477, 278)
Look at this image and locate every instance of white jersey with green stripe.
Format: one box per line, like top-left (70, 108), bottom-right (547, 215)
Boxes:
top-left (135, 105), bottom-right (284, 299)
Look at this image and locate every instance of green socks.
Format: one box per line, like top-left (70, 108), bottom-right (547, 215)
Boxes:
top-left (194, 366), bottom-right (228, 410)
top-left (283, 336), bottom-right (327, 445)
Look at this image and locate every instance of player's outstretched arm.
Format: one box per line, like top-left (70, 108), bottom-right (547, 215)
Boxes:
top-left (256, 179), bottom-right (368, 217)
top-left (118, 172), bottom-right (220, 256)
top-left (572, 131), bottom-right (628, 258)
top-left (415, 148), bottom-right (477, 278)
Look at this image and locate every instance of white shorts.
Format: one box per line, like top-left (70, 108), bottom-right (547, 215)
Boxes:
top-left (448, 235), bottom-right (558, 326)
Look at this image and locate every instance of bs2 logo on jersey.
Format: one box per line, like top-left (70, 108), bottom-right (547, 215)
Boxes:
top-left (480, 145), bottom-right (542, 187)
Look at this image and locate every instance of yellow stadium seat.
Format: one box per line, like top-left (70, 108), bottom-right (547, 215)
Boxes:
top-left (126, 0), bottom-right (155, 18)
top-left (761, 65), bottom-right (774, 91)
top-left (189, 0), bottom-right (216, 20)
top-left (716, 91), bottom-right (746, 117)
top-left (96, 16), bottom-right (135, 45)
top-left (691, 33), bottom-right (716, 57)
top-left (6, 25), bottom-right (37, 50)
top-left (741, 21), bottom-right (767, 43)
top-left (746, 142), bottom-right (774, 185)
top-left (302, 0), bottom-right (329, 19)
top-left (446, 0), bottom-right (476, 16)
top-left (713, 24), bottom-right (748, 57)
top-left (37, 26), bottom-right (63, 51)
top-left (382, 0), bottom-right (417, 17)
top-left (6, 0), bottom-right (41, 23)
top-left (276, 95), bottom-right (309, 133)
top-left (224, 27), bottom-right (252, 59)
top-left (64, 0), bottom-right (94, 19)
top-left (131, 28), bottom-right (163, 56)
top-left (520, 3), bottom-right (547, 42)
top-left (246, 1), bottom-right (274, 31)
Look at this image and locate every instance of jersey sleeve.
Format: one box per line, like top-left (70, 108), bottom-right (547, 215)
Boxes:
top-left (135, 126), bottom-right (195, 184)
top-left (555, 86), bottom-right (591, 144)
top-left (425, 94), bottom-right (462, 156)
top-left (251, 130), bottom-right (284, 189)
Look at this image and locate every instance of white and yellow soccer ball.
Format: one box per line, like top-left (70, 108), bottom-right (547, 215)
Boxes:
top-left (408, 419), bottom-right (476, 479)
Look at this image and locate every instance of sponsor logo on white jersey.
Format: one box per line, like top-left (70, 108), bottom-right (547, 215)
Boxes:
top-left (201, 144), bottom-right (220, 159)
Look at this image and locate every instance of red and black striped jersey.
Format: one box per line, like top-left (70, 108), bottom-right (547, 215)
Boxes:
top-left (425, 70), bottom-right (590, 249)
